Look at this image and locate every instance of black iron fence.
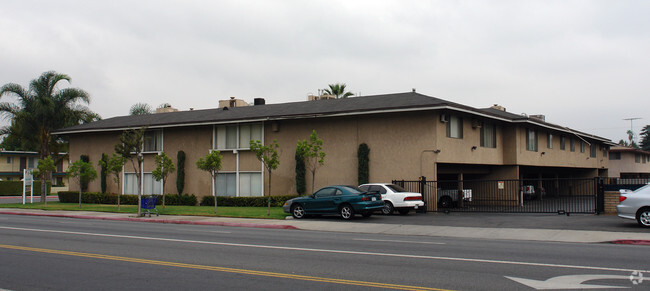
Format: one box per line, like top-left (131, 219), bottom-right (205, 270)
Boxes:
top-left (392, 177), bottom-right (601, 214)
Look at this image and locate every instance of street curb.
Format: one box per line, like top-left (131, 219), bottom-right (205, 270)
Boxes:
top-left (611, 240), bottom-right (650, 245)
top-left (0, 211), bottom-right (299, 230)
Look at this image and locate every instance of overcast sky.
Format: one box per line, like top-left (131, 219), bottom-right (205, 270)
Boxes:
top-left (1, 0), bottom-right (648, 143)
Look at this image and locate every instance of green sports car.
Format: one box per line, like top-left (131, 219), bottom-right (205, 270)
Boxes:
top-left (283, 185), bottom-right (384, 220)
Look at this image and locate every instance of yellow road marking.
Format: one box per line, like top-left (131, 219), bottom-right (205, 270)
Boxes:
top-left (0, 244), bottom-right (452, 291)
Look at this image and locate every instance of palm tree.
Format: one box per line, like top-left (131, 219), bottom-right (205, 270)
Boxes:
top-left (130, 103), bottom-right (153, 115)
top-left (0, 71), bottom-right (97, 202)
top-left (324, 83), bottom-right (354, 99)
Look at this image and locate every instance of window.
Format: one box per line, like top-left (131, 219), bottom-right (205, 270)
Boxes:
top-left (570, 139), bottom-right (575, 152)
top-left (636, 154), bottom-right (642, 163)
top-left (609, 152), bottom-right (621, 160)
top-left (526, 129), bottom-right (538, 151)
top-left (590, 144), bottom-right (597, 158)
top-left (238, 172), bottom-right (262, 197)
top-left (603, 148), bottom-right (608, 158)
top-left (480, 123), bottom-right (496, 148)
top-left (644, 155), bottom-right (647, 164)
top-left (144, 130), bottom-right (162, 152)
top-left (547, 133), bottom-right (553, 149)
top-left (560, 136), bottom-right (566, 150)
top-left (580, 142), bottom-right (585, 153)
top-left (446, 115), bottom-right (463, 139)
top-left (27, 157), bottom-right (37, 168)
top-left (216, 172), bottom-right (262, 197)
top-left (216, 123), bottom-right (263, 150)
top-left (6, 157), bottom-right (11, 164)
top-left (124, 173), bottom-right (162, 195)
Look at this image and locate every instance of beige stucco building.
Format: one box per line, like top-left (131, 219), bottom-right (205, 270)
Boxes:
top-left (0, 151), bottom-right (69, 191)
top-left (55, 92), bottom-right (612, 209)
top-left (608, 146), bottom-right (650, 180)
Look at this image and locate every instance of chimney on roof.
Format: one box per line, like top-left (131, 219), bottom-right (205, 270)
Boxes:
top-left (530, 114), bottom-right (546, 122)
top-left (155, 104), bottom-right (178, 114)
top-left (491, 104), bottom-right (506, 112)
top-left (218, 97), bottom-right (249, 108)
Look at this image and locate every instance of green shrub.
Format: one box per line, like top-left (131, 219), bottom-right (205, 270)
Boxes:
top-left (199, 195), bottom-right (298, 207)
top-left (164, 193), bottom-right (197, 206)
top-left (358, 143), bottom-right (370, 185)
top-left (0, 181), bottom-right (51, 196)
top-left (57, 191), bottom-right (197, 206)
top-left (176, 151), bottom-right (185, 194)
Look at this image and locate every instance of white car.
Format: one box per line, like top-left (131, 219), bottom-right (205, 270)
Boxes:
top-left (359, 183), bottom-right (425, 215)
top-left (617, 184), bottom-right (650, 227)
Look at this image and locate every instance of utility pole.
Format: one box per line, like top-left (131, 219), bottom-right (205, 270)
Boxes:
top-left (623, 117), bottom-right (642, 144)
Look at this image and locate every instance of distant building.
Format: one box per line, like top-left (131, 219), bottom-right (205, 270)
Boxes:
top-left (0, 151), bottom-right (69, 191)
top-left (608, 146), bottom-right (650, 180)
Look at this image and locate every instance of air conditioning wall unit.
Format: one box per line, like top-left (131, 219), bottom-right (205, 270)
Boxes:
top-left (471, 119), bottom-right (482, 129)
top-left (440, 114), bottom-right (449, 123)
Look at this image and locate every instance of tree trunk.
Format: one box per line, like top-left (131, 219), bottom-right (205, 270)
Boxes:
top-left (213, 174), bottom-right (218, 215)
top-left (267, 170), bottom-right (271, 216)
top-left (311, 170), bottom-right (316, 194)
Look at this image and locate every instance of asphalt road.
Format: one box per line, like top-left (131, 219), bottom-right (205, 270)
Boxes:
top-left (1, 214), bottom-right (649, 290)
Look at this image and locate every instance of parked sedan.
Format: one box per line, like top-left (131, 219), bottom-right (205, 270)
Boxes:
top-left (359, 183), bottom-right (424, 215)
top-left (617, 184), bottom-right (650, 227)
top-left (283, 185), bottom-right (384, 220)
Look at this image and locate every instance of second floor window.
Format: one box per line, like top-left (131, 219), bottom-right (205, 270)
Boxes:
top-left (480, 123), bottom-right (496, 148)
top-left (144, 130), bottom-right (163, 152)
top-left (547, 133), bottom-right (553, 149)
top-left (570, 139), bottom-right (575, 152)
top-left (560, 136), bottom-right (566, 150)
top-left (609, 152), bottom-right (621, 160)
top-left (580, 142), bottom-right (585, 153)
top-left (526, 129), bottom-right (538, 151)
top-left (590, 144), bottom-right (597, 158)
top-left (216, 123), bottom-right (263, 150)
top-left (446, 115), bottom-right (463, 139)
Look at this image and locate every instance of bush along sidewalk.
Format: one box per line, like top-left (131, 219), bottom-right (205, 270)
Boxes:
top-left (200, 195), bottom-right (298, 207)
top-left (57, 191), bottom-right (198, 206)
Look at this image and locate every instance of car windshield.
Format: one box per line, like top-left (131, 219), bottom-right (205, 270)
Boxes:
top-left (340, 186), bottom-right (364, 194)
top-left (385, 184), bottom-right (407, 192)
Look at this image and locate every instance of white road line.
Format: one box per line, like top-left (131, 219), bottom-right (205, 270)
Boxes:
top-left (1, 226), bottom-right (647, 273)
top-left (353, 238), bottom-right (445, 245)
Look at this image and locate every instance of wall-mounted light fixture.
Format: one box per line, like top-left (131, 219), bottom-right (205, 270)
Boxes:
top-left (471, 146), bottom-right (477, 151)
top-left (541, 152), bottom-right (546, 156)
top-left (433, 149), bottom-right (441, 154)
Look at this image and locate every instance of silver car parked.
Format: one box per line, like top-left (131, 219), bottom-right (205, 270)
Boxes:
top-left (617, 184), bottom-right (650, 227)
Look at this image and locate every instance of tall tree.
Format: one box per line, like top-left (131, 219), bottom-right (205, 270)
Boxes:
top-left (0, 71), bottom-right (97, 202)
top-left (250, 139), bottom-right (280, 216)
top-left (130, 103), bottom-right (153, 115)
top-left (324, 83), bottom-right (354, 99)
top-left (640, 125), bottom-right (650, 152)
top-left (100, 153), bottom-right (126, 210)
top-left (32, 156), bottom-right (56, 205)
top-left (296, 130), bottom-right (326, 193)
top-left (196, 151), bottom-right (223, 214)
top-left (114, 127), bottom-right (146, 216)
top-left (152, 152), bottom-right (176, 209)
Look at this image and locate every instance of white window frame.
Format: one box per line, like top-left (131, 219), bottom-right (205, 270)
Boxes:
top-left (143, 129), bottom-right (163, 153)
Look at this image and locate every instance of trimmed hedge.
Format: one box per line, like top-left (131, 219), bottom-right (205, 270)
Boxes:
top-left (199, 195), bottom-right (298, 207)
top-left (57, 191), bottom-right (198, 206)
top-left (0, 181), bottom-right (52, 196)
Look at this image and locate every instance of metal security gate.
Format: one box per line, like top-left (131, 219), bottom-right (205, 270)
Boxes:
top-left (392, 177), bottom-right (601, 214)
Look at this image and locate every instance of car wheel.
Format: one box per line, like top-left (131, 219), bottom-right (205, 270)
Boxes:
top-left (291, 204), bottom-right (305, 219)
top-left (340, 204), bottom-right (355, 220)
top-left (381, 201), bottom-right (394, 215)
top-left (636, 207), bottom-right (650, 227)
top-left (398, 209), bottom-right (410, 215)
top-left (439, 196), bottom-right (453, 208)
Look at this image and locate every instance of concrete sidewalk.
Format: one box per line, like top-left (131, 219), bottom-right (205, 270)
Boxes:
top-left (1, 208), bottom-right (650, 244)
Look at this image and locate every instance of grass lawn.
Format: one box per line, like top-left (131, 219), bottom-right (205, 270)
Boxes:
top-left (0, 202), bottom-right (288, 219)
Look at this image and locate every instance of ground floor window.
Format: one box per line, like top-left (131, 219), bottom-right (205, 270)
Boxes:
top-left (216, 172), bottom-right (262, 197)
top-left (124, 173), bottom-right (162, 195)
